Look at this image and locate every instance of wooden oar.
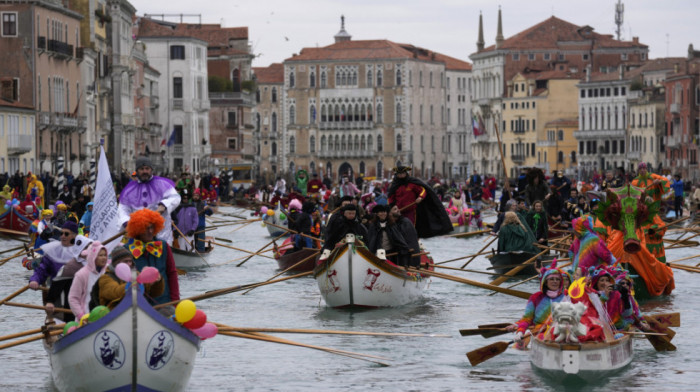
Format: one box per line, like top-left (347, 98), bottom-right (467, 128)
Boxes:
top-left (3, 301), bottom-right (71, 313)
top-left (0, 285), bottom-right (29, 307)
top-left (407, 268), bottom-right (531, 300)
top-left (642, 314), bottom-right (677, 351)
top-left (467, 339), bottom-right (515, 366)
top-left (434, 250), bottom-right (492, 266)
top-left (489, 236), bottom-right (571, 287)
top-left (0, 243), bottom-right (28, 256)
top-left (214, 323), bottom-right (449, 338)
top-left (668, 263), bottom-right (700, 273)
top-left (218, 330), bottom-right (390, 366)
top-left (460, 235), bottom-right (498, 268)
top-left (171, 223), bottom-right (210, 267)
top-left (0, 329), bottom-right (62, 351)
top-left (210, 241), bottom-right (275, 260)
top-left (428, 264), bottom-right (516, 278)
top-left (620, 331), bottom-right (669, 336)
top-left (237, 232), bottom-right (288, 267)
top-left (263, 221), bottom-right (324, 245)
top-left (241, 250), bottom-right (320, 295)
top-left (0, 227), bottom-right (29, 237)
top-left (445, 229), bottom-right (490, 238)
top-left (155, 271), bottom-right (314, 308)
top-left (459, 327), bottom-right (507, 337)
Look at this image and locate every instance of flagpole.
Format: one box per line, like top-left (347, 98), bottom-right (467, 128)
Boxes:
top-left (493, 120), bottom-right (509, 187)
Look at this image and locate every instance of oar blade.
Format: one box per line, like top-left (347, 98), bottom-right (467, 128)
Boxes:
top-left (480, 329), bottom-right (510, 339)
top-left (477, 322), bottom-right (512, 329)
top-left (645, 334), bottom-right (677, 352)
top-left (466, 340), bottom-right (511, 366)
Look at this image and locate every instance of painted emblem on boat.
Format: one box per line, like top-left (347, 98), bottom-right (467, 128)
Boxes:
top-left (363, 268), bottom-right (380, 291)
top-left (326, 269), bottom-right (340, 292)
top-left (93, 330), bottom-right (125, 370)
top-left (146, 330), bottom-right (174, 370)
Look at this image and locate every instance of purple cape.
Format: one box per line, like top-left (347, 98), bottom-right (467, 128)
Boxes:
top-left (119, 176), bottom-right (176, 208)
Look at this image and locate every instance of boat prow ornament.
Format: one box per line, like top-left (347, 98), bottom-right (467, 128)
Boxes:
top-left (376, 249), bottom-right (387, 260)
top-left (551, 302), bottom-right (587, 343)
top-left (345, 234), bottom-right (356, 244)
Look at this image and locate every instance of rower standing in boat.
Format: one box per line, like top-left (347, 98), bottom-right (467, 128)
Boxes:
top-left (172, 192), bottom-right (198, 251)
top-left (497, 212), bottom-right (539, 254)
top-left (118, 156), bottom-right (181, 246)
top-left (192, 189), bottom-right (213, 252)
top-left (287, 199), bottom-right (313, 252)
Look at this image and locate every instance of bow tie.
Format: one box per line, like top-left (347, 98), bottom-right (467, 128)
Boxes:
top-left (123, 238), bottom-right (163, 259)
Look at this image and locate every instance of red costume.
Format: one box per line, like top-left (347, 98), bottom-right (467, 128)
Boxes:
top-left (388, 182), bottom-right (426, 224)
top-left (307, 179), bottom-right (325, 195)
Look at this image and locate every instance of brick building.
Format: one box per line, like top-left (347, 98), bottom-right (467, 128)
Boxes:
top-left (251, 63), bottom-right (284, 184)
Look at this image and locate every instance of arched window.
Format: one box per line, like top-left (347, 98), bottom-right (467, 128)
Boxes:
top-left (396, 103), bottom-right (402, 123)
top-left (334, 105), bottom-right (340, 122)
top-left (367, 70), bottom-right (373, 87)
top-left (256, 88), bottom-right (261, 103)
top-left (571, 151), bottom-right (577, 163)
top-left (271, 142), bottom-right (277, 156)
top-left (271, 88), bottom-right (277, 103)
top-left (359, 161), bottom-right (365, 175)
top-left (321, 135), bottom-right (327, 151)
top-left (557, 130), bottom-right (564, 140)
top-left (232, 69), bottom-right (241, 92)
top-left (396, 134), bottom-right (402, 151)
top-left (377, 70), bottom-right (383, 86)
top-left (367, 104), bottom-right (373, 121)
top-left (341, 135), bottom-right (346, 150)
top-left (354, 103), bottom-right (360, 121)
top-left (341, 72), bottom-right (347, 86)
top-left (396, 68), bottom-right (402, 85)
top-left (321, 71), bottom-right (327, 88)
top-left (335, 135), bottom-right (340, 150)
top-left (360, 104), bottom-right (366, 121)
top-left (289, 71), bottom-right (295, 88)
top-left (377, 135), bottom-right (383, 152)
top-left (352, 70), bottom-right (357, 85)
top-left (271, 112), bottom-right (277, 133)
top-left (309, 72), bottom-right (316, 88)
top-left (309, 105), bottom-right (316, 123)
top-left (321, 105), bottom-right (327, 122)
top-left (310, 136), bottom-right (316, 153)
top-left (289, 136), bottom-right (296, 153)
top-left (310, 161), bottom-right (315, 173)
top-left (581, 108), bottom-right (585, 130)
top-left (367, 135), bottom-right (373, 151)
top-left (558, 151), bottom-right (564, 163)
top-left (377, 104), bottom-right (383, 123)
top-left (354, 135), bottom-right (359, 150)
top-left (346, 104), bottom-right (353, 122)
top-left (361, 135), bottom-right (366, 150)
top-left (377, 161), bottom-right (383, 178)
top-left (289, 105), bottom-right (295, 124)
top-left (256, 113), bottom-right (260, 131)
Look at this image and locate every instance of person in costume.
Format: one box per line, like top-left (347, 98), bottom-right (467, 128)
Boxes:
top-left (610, 267), bottom-right (650, 331)
top-left (118, 156), bottom-right (181, 246)
top-left (524, 167), bottom-right (551, 207)
top-left (506, 262), bottom-right (566, 342)
top-left (28, 221), bottom-right (93, 320)
top-left (172, 192), bottom-right (198, 251)
top-left (175, 172), bottom-right (194, 197)
top-left (68, 241), bottom-right (109, 320)
top-left (387, 165), bottom-right (452, 238)
top-left (26, 173), bottom-right (45, 208)
top-left (91, 246), bottom-right (164, 310)
top-left (307, 172), bottom-right (325, 197)
top-left (497, 211), bottom-right (539, 254)
top-left (339, 175), bottom-right (360, 198)
top-left (295, 169), bottom-right (309, 196)
top-left (192, 189), bottom-right (214, 252)
top-left (319, 204), bottom-right (368, 260)
top-left (367, 204), bottom-right (412, 266)
top-left (122, 208), bottom-right (179, 304)
top-left (586, 266), bottom-right (624, 334)
top-left (79, 202), bottom-right (94, 236)
top-left (568, 216), bottom-right (617, 277)
top-left (525, 200), bottom-right (549, 248)
top-left (287, 199), bottom-right (313, 251)
top-left (631, 162), bottom-right (670, 264)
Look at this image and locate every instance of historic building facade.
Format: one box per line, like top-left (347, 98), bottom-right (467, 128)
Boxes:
top-left (252, 63), bottom-right (284, 184)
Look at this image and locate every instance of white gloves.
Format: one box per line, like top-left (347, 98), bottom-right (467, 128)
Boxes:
top-left (514, 331), bottom-right (524, 343)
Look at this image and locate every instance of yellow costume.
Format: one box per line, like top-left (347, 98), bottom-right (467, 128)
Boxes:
top-left (26, 174), bottom-right (45, 208)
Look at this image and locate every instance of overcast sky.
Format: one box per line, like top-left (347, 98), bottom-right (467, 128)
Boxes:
top-left (132, 0), bottom-right (698, 67)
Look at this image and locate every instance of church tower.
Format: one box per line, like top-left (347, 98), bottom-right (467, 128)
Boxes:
top-left (334, 15), bottom-right (352, 43)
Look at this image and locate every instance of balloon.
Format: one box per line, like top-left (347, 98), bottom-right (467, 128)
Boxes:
top-left (67, 326), bottom-right (78, 334)
top-left (266, 209), bottom-right (275, 216)
top-left (115, 263), bottom-right (132, 282)
top-left (192, 322), bottom-right (218, 339)
top-left (183, 309), bottom-right (207, 330)
top-left (175, 300), bottom-right (197, 323)
top-left (89, 305), bottom-right (110, 323)
top-left (278, 213), bottom-right (286, 221)
top-left (79, 314), bottom-right (90, 326)
top-left (137, 266), bottom-right (160, 284)
top-left (4, 200), bottom-right (10, 206)
top-left (260, 206), bottom-right (268, 214)
top-left (63, 321), bottom-right (79, 335)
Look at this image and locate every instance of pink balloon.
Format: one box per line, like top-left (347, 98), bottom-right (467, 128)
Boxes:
top-left (192, 322), bottom-right (218, 339)
top-left (137, 266), bottom-right (159, 284)
top-left (67, 326), bottom-right (78, 334)
top-left (260, 206), bottom-right (268, 214)
top-left (115, 263), bottom-right (132, 282)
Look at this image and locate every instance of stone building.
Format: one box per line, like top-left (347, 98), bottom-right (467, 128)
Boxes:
top-left (278, 17), bottom-right (471, 183)
top-left (251, 63), bottom-right (284, 184)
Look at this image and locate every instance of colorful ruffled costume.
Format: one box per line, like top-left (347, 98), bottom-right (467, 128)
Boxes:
top-left (568, 215), bottom-right (617, 274)
top-left (514, 262), bottom-right (565, 335)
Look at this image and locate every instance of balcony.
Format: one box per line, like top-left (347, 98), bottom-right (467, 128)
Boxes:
top-left (173, 144), bottom-right (184, 155)
top-left (193, 99), bottom-right (210, 111)
top-left (475, 134), bottom-right (490, 144)
top-left (47, 39), bottom-right (73, 59)
top-left (319, 121), bottom-right (374, 130)
top-left (226, 122), bottom-right (238, 129)
top-left (511, 154), bottom-right (525, 164)
top-left (670, 103), bottom-right (680, 114)
top-left (208, 91), bottom-right (254, 106)
top-left (7, 134), bottom-right (33, 155)
top-left (665, 135), bottom-right (679, 148)
top-left (37, 36), bottom-right (46, 50)
top-left (38, 112), bottom-right (51, 127)
top-left (573, 129), bottom-right (625, 140)
top-left (36, 112), bottom-right (86, 131)
top-left (627, 151), bottom-right (641, 160)
top-left (171, 98), bottom-right (183, 110)
top-left (150, 96), bottom-right (159, 109)
top-left (76, 47), bottom-right (85, 60)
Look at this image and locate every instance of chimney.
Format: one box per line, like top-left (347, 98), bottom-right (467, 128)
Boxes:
top-left (476, 12), bottom-right (484, 52)
top-left (674, 63), bottom-right (679, 73)
top-left (585, 64), bottom-right (591, 82)
top-left (495, 7), bottom-right (504, 49)
top-left (632, 36), bottom-right (639, 44)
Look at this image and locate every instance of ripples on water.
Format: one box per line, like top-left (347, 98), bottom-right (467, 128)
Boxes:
top-left (0, 208), bottom-right (698, 391)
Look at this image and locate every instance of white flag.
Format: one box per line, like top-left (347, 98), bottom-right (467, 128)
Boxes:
top-left (90, 146), bottom-right (122, 252)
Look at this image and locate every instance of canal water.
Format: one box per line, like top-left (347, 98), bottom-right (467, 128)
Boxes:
top-left (0, 207), bottom-right (697, 391)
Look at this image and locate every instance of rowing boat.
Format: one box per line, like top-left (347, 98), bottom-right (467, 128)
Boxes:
top-left (530, 335), bottom-right (633, 383)
top-left (487, 251), bottom-right (555, 276)
top-left (44, 281), bottom-right (200, 391)
top-left (172, 244), bottom-right (213, 269)
top-left (262, 202), bottom-right (289, 237)
top-left (0, 205), bottom-right (33, 234)
top-left (275, 237), bottom-right (319, 273)
top-left (313, 234), bottom-right (431, 308)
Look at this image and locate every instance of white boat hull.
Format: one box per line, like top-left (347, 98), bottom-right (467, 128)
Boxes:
top-left (172, 247), bottom-right (211, 269)
top-left (314, 242), bottom-right (429, 308)
top-left (262, 202), bottom-right (289, 237)
top-left (530, 335), bottom-right (633, 383)
top-left (46, 286), bottom-right (200, 391)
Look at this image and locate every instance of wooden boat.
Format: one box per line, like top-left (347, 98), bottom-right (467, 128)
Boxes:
top-left (262, 202), bottom-right (289, 237)
top-left (172, 244), bottom-right (214, 269)
top-left (0, 205), bottom-right (33, 234)
top-left (530, 335), bottom-right (633, 383)
top-left (275, 237), bottom-right (319, 273)
top-left (313, 234), bottom-right (431, 308)
top-left (44, 281), bottom-right (200, 391)
top-left (487, 251), bottom-right (555, 276)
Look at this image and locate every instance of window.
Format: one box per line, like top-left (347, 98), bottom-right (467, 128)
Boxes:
top-left (582, 54), bottom-right (589, 61)
top-left (309, 72), bottom-right (315, 88)
top-left (429, 71), bottom-right (433, 87)
top-left (271, 112), bottom-right (277, 133)
top-left (558, 53), bottom-right (565, 61)
top-left (173, 77), bottom-right (183, 98)
top-left (170, 45), bottom-right (185, 60)
top-left (367, 70), bottom-right (372, 87)
top-left (544, 53), bottom-right (551, 61)
top-left (2, 13), bottom-right (17, 36)
top-left (621, 53), bottom-right (628, 60)
top-left (228, 111), bottom-right (237, 127)
top-left (321, 71), bottom-right (327, 88)
top-left (289, 136), bottom-right (295, 153)
top-left (396, 67), bottom-right (402, 85)
top-left (377, 135), bottom-right (383, 152)
top-left (255, 88), bottom-right (261, 103)
top-left (430, 105), bottom-right (434, 124)
top-left (310, 136), bottom-right (316, 153)
top-left (512, 53), bottom-right (520, 61)
top-left (173, 125), bottom-right (183, 144)
top-left (558, 130), bottom-right (563, 141)
top-left (396, 103), bottom-right (402, 123)
top-left (558, 151), bottom-right (564, 163)
top-left (309, 105), bottom-right (316, 123)
top-left (396, 134), bottom-right (402, 151)
top-left (271, 142), bottom-right (277, 156)
top-left (377, 104), bottom-right (383, 123)
top-left (271, 88), bottom-right (277, 103)
top-left (289, 105), bottom-right (295, 124)
top-left (528, 53), bottom-right (535, 61)
top-left (227, 138), bottom-right (237, 150)
top-left (289, 71), bottom-right (295, 88)
top-left (377, 70), bottom-right (383, 86)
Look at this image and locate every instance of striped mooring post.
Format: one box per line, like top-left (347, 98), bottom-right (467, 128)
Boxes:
top-left (89, 158), bottom-right (96, 189)
top-left (56, 156), bottom-right (65, 192)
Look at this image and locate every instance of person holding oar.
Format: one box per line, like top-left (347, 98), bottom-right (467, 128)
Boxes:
top-left (505, 262), bottom-right (566, 344)
top-left (319, 204), bottom-right (367, 262)
top-left (192, 189), bottom-right (214, 252)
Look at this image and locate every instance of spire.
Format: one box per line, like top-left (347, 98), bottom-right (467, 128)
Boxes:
top-left (496, 6), bottom-right (504, 48)
top-left (334, 15), bottom-right (352, 43)
top-left (476, 11), bottom-right (484, 52)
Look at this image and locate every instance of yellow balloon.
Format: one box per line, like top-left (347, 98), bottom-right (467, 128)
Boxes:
top-left (266, 209), bottom-right (275, 216)
top-left (79, 313), bottom-right (90, 327)
top-left (175, 300), bottom-right (197, 323)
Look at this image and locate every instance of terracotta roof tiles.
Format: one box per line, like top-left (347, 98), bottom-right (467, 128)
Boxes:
top-left (253, 63), bottom-right (284, 84)
top-left (137, 18), bottom-right (248, 46)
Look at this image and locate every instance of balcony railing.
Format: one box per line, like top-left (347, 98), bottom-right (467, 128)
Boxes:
top-left (208, 91), bottom-right (254, 106)
top-left (172, 98), bottom-right (183, 110)
top-left (47, 39), bottom-right (73, 58)
top-left (319, 121), bottom-right (374, 130)
top-left (7, 134), bottom-right (33, 155)
top-left (475, 134), bottom-right (490, 144)
top-left (511, 154), bottom-right (525, 163)
top-left (665, 135), bottom-right (679, 148)
top-left (670, 103), bottom-right (680, 114)
top-left (573, 129), bottom-right (625, 140)
top-left (627, 151), bottom-right (641, 160)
